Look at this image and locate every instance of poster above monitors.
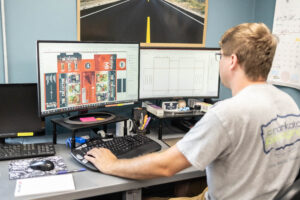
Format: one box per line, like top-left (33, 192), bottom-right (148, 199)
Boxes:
top-left (79, 0), bottom-right (208, 47)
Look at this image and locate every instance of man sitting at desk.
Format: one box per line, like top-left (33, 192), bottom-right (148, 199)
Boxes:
top-left (85, 23), bottom-right (300, 200)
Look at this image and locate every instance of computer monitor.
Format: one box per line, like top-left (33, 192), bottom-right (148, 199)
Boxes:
top-left (37, 41), bottom-right (139, 117)
top-left (139, 47), bottom-right (220, 99)
top-left (0, 84), bottom-right (44, 140)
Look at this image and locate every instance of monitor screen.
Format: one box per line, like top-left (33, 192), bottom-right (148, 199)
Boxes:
top-left (139, 48), bottom-right (220, 99)
top-left (0, 84), bottom-right (43, 137)
top-left (37, 41), bottom-right (139, 116)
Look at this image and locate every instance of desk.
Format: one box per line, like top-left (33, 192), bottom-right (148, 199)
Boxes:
top-left (0, 137), bottom-right (205, 200)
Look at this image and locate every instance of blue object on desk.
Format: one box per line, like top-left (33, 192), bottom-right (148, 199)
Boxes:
top-left (66, 137), bottom-right (87, 148)
top-left (56, 168), bottom-right (86, 175)
top-left (179, 107), bottom-right (190, 111)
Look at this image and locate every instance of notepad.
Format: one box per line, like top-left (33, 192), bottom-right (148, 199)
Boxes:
top-left (14, 174), bottom-right (75, 197)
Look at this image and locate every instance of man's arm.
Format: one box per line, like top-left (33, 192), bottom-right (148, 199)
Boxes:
top-left (84, 145), bottom-right (191, 179)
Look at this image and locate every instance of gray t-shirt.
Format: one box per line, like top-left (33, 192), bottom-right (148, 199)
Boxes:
top-left (177, 84), bottom-right (300, 200)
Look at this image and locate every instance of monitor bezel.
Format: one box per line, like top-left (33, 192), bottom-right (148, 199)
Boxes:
top-left (36, 40), bottom-right (140, 117)
top-left (139, 47), bottom-right (221, 100)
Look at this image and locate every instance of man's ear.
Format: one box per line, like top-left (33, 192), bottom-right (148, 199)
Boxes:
top-left (229, 54), bottom-right (238, 71)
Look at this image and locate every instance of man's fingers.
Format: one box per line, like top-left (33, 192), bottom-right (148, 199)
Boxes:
top-left (87, 149), bottom-right (97, 156)
top-left (85, 148), bottom-right (108, 160)
top-left (84, 154), bottom-right (96, 163)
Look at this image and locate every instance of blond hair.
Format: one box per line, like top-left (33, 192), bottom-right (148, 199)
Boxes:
top-left (219, 23), bottom-right (278, 81)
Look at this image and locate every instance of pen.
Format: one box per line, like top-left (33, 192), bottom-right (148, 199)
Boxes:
top-left (143, 117), bottom-right (151, 129)
top-left (56, 168), bottom-right (86, 175)
top-left (140, 115), bottom-right (148, 130)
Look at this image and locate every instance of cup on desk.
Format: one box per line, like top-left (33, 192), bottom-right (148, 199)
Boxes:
top-left (115, 119), bottom-right (134, 136)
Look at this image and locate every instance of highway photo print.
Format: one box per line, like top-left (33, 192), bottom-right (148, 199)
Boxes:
top-left (79, 0), bottom-right (208, 46)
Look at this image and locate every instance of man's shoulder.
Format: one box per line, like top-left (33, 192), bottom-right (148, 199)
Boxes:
top-left (210, 96), bottom-right (242, 113)
top-left (211, 84), bottom-right (299, 118)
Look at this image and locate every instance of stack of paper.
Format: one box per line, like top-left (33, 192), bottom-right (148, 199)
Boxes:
top-left (15, 174), bottom-right (75, 197)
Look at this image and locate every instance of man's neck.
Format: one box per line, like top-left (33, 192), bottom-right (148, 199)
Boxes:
top-left (231, 76), bottom-right (266, 96)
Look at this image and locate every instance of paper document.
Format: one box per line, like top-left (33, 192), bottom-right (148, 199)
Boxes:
top-left (14, 174), bottom-right (75, 197)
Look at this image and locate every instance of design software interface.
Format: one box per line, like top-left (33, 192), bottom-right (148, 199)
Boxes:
top-left (139, 48), bottom-right (220, 99)
top-left (37, 42), bottom-right (139, 116)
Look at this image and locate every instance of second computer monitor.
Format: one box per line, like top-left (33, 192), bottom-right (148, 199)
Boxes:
top-left (139, 48), bottom-right (220, 99)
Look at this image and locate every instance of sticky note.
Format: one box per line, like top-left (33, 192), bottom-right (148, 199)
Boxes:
top-left (80, 117), bottom-right (97, 122)
top-left (17, 132), bottom-right (34, 137)
top-left (96, 118), bottom-right (105, 121)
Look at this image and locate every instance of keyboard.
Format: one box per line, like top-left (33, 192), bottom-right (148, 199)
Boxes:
top-left (0, 143), bottom-right (55, 161)
top-left (71, 134), bottom-right (162, 171)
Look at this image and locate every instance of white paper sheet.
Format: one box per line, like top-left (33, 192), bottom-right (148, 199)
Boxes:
top-left (14, 174), bottom-right (75, 197)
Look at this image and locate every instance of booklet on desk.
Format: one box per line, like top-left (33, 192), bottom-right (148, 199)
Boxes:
top-left (14, 174), bottom-right (75, 197)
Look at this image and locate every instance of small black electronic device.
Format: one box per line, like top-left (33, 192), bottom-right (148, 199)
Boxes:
top-left (29, 160), bottom-right (55, 171)
top-left (71, 134), bottom-right (161, 171)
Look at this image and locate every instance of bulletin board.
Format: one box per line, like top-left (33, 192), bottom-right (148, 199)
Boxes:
top-left (267, 0), bottom-right (300, 90)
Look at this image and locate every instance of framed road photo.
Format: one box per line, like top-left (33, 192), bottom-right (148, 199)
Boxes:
top-left (77, 0), bottom-right (208, 47)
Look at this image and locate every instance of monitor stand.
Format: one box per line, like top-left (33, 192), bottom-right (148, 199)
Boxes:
top-left (63, 112), bottom-right (116, 125)
top-left (51, 113), bottom-right (129, 148)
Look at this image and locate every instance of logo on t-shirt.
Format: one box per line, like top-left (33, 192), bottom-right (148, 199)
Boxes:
top-left (261, 114), bottom-right (300, 154)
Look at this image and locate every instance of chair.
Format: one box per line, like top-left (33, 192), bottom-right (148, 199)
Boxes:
top-left (274, 178), bottom-right (300, 200)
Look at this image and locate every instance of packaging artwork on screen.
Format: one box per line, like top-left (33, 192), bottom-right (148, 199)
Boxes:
top-left (38, 42), bottom-right (139, 116)
top-left (44, 54), bottom-right (126, 110)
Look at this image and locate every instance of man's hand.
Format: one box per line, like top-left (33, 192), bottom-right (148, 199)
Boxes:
top-left (83, 145), bottom-right (190, 179)
top-left (84, 148), bottom-right (117, 174)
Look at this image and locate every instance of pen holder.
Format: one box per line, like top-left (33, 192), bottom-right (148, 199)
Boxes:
top-left (136, 128), bottom-right (147, 135)
top-left (132, 107), bottom-right (147, 132)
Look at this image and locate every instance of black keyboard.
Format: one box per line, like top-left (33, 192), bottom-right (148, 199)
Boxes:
top-left (0, 143), bottom-right (55, 161)
top-left (71, 134), bottom-right (162, 171)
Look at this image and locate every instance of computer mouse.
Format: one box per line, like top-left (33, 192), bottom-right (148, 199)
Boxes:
top-left (29, 160), bottom-right (55, 171)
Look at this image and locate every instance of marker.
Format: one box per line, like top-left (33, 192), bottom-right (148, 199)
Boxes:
top-left (141, 115), bottom-right (148, 130)
top-left (56, 168), bottom-right (86, 175)
top-left (143, 117), bottom-right (151, 129)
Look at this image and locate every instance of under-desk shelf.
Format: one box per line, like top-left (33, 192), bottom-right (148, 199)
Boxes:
top-left (149, 111), bottom-right (204, 140)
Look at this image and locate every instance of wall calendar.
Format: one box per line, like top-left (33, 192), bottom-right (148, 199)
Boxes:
top-left (267, 0), bottom-right (300, 90)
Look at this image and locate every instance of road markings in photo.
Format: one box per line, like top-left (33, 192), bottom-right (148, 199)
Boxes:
top-left (146, 16), bottom-right (151, 43)
top-left (81, 0), bottom-right (130, 19)
top-left (160, 0), bottom-right (204, 25)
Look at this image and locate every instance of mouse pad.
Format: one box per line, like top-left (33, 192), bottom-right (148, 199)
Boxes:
top-left (8, 156), bottom-right (67, 180)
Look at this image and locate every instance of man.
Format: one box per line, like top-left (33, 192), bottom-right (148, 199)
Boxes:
top-left (85, 23), bottom-right (300, 200)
